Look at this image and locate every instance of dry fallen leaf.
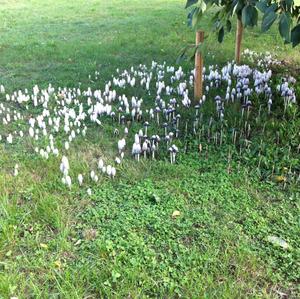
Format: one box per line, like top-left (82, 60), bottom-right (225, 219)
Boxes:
top-left (275, 175), bottom-right (286, 183)
top-left (83, 228), bottom-right (98, 240)
top-left (54, 260), bottom-right (62, 269)
top-left (5, 250), bottom-right (12, 257)
top-left (40, 243), bottom-right (48, 249)
top-left (267, 236), bottom-right (289, 249)
top-left (74, 239), bottom-right (82, 246)
top-left (172, 210), bottom-right (181, 218)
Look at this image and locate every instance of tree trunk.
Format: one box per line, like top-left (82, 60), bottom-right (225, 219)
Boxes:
top-left (194, 30), bottom-right (204, 102)
top-left (235, 19), bottom-right (243, 64)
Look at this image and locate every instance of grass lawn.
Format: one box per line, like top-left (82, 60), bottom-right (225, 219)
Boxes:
top-left (0, 0), bottom-right (299, 298)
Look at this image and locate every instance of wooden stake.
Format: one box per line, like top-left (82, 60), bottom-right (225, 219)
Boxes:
top-left (235, 19), bottom-right (243, 64)
top-left (194, 30), bottom-right (204, 101)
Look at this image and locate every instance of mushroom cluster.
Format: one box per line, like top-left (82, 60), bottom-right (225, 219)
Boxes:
top-left (0, 53), bottom-right (297, 192)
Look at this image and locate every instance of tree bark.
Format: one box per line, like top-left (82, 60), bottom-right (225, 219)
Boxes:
top-left (235, 19), bottom-right (243, 64)
top-left (194, 30), bottom-right (204, 102)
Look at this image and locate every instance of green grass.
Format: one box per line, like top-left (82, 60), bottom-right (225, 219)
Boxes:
top-left (0, 0), bottom-right (299, 298)
top-left (0, 0), bottom-right (299, 89)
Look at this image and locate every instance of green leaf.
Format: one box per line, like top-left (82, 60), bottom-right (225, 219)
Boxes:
top-left (226, 19), bottom-right (232, 32)
top-left (187, 7), bottom-right (197, 27)
top-left (285, 0), bottom-right (293, 10)
top-left (176, 47), bottom-right (188, 64)
top-left (261, 10), bottom-right (277, 32)
top-left (291, 24), bottom-right (300, 47)
top-left (256, 0), bottom-right (268, 13)
top-left (265, 3), bottom-right (278, 14)
top-left (190, 45), bottom-right (198, 62)
top-left (242, 5), bottom-right (258, 27)
top-left (185, 0), bottom-right (198, 9)
top-left (218, 26), bottom-right (225, 43)
top-left (211, 11), bottom-right (220, 24)
top-left (233, 0), bottom-right (244, 17)
top-left (279, 12), bottom-right (291, 42)
top-left (192, 8), bottom-right (202, 28)
top-left (199, 0), bottom-right (207, 12)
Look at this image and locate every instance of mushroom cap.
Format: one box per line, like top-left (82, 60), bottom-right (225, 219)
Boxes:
top-left (172, 144), bottom-right (179, 152)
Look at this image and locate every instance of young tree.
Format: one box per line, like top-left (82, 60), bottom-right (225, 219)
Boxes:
top-left (185, 0), bottom-right (300, 63)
